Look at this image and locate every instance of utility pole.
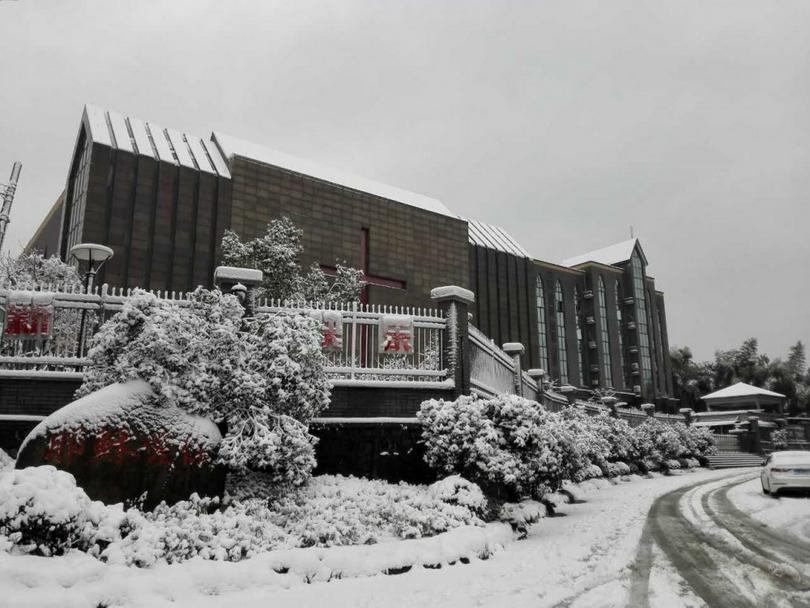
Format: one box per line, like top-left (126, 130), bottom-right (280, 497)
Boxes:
top-left (0, 161), bottom-right (22, 254)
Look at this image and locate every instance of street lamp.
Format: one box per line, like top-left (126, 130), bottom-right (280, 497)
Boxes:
top-left (70, 243), bottom-right (113, 357)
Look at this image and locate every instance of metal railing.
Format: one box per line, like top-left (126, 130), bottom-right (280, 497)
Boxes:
top-left (0, 284), bottom-right (450, 384)
top-left (468, 324), bottom-right (516, 397)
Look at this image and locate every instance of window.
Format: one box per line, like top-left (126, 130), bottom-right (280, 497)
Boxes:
top-left (535, 276), bottom-right (549, 372)
top-left (615, 281), bottom-right (626, 386)
top-left (555, 281), bottom-right (569, 384)
top-left (574, 286), bottom-right (585, 385)
top-left (597, 276), bottom-right (613, 387)
top-left (631, 253), bottom-right (654, 396)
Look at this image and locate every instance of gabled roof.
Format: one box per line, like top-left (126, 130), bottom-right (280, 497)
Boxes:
top-left (211, 131), bottom-right (454, 218)
top-left (466, 219), bottom-right (530, 257)
top-left (562, 237), bottom-right (647, 268)
top-left (82, 105), bottom-right (231, 178)
top-left (703, 382), bottom-right (786, 401)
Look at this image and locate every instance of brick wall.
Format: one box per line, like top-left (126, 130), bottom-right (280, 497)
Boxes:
top-left (229, 157), bottom-right (469, 309)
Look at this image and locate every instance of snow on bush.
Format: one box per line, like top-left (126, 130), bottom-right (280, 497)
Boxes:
top-left (428, 475), bottom-right (488, 519)
top-left (76, 288), bottom-right (331, 483)
top-left (0, 466), bottom-right (121, 557)
top-left (1, 468), bottom-right (489, 567)
top-left (0, 449), bottom-right (13, 470)
top-left (418, 394), bottom-right (580, 500)
top-left (419, 396), bottom-right (719, 497)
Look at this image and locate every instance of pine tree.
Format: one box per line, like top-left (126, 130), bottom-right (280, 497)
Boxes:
top-left (787, 340), bottom-right (806, 381)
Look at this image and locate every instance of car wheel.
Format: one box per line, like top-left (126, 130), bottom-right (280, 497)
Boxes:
top-left (762, 482), bottom-right (770, 495)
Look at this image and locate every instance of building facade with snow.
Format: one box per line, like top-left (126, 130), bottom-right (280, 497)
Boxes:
top-left (26, 105), bottom-right (673, 402)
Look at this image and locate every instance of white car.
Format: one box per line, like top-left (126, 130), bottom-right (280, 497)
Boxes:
top-left (761, 450), bottom-right (810, 496)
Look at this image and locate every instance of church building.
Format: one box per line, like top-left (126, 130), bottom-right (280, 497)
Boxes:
top-left (27, 105), bottom-right (673, 403)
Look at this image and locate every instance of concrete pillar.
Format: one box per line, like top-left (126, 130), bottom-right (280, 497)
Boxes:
top-left (214, 266), bottom-right (264, 317)
top-left (431, 286), bottom-right (475, 398)
top-left (527, 368), bottom-right (545, 402)
top-left (642, 403), bottom-right (656, 417)
top-left (502, 342), bottom-right (525, 396)
top-left (679, 408), bottom-right (694, 426)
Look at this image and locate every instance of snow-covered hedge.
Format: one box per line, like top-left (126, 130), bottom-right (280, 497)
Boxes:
top-left (0, 449), bottom-right (13, 471)
top-left (418, 395), bottom-right (718, 498)
top-left (76, 288), bottom-right (331, 484)
top-left (0, 466), bottom-right (121, 557)
top-left (1, 467), bottom-right (489, 567)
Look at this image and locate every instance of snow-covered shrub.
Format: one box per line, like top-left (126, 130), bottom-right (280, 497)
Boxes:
top-left (577, 463), bottom-right (605, 480)
top-left (686, 425), bottom-right (717, 457)
top-left (0, 466), bottom-right (121, 557)
top-left (0, 448), bottom-right (13, 470)
top-left (558, 408), bottom-right (611, 472)
top-left (664, 459), bottom-right (682, 471)
top-left (418, 394), bottom-right (580, 499)
top-left (771, 428), bottom-right (789, 450)
top-left (428, 475), bottom-right (489, 519)
top-left (76, 288), bottom-right (331, 483)
top-left (632, 419), bottom-right (684, 466)
top-left (684, 458), bottom-right (701, 469)
top-left (606, 461), bottom-right (631, 477)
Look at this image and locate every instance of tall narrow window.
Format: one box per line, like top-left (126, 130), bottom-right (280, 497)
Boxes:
top-left (555, 281), bottom-right (569, 384)
top-left (535, 276), bottom-right (549, 372)
top-left (574, 286), bottom-right (585, 385)
top-left (597, 276), bottom-right (613, 387)
top-left (615, 281), bottom-right (626, 387)
top-left (631, 253), bottom-right (654, 396)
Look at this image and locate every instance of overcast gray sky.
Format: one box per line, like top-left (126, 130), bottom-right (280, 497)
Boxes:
top-left (1, 0), bottom-right (808, 362)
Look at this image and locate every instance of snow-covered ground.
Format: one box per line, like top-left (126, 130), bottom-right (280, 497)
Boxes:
top-left (726, 477), bottom-right (810, 543)
top-left (1, 468), bottom-right (750, 608)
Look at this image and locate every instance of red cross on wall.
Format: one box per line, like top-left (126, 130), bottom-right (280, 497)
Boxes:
top-left (320, 228), bottom-right (406, 305)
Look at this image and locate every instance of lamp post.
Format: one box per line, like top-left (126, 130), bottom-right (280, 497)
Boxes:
top-left (70, 243), bottom-right (113, 358)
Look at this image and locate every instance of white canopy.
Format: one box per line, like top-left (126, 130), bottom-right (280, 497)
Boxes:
top-left (703, 382), bottom-right (785, 401)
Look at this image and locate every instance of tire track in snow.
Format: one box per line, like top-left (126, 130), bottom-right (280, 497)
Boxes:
top-left (630, 473), bottom-right (810, 608)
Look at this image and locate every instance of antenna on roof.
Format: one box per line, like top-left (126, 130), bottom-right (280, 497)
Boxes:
top-left (0, 161), bottom-right (22, 254)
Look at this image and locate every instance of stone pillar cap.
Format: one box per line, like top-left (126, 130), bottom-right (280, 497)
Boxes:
top-left (214, 266), bottom-right (263, 286)
top-left (527, 368), bottom-right (545, 378)
top-left (679, 408), bottom-right (694, 414)
top-left (430, 285), bottom-right (475, 304)
top-left (502, 342), bottom-right (525, 355)
top-left (641, 403), bottom-right (656, 410)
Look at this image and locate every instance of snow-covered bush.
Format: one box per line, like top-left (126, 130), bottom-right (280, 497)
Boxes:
top-left (771, 428), bottom-right (789, 450)
top-left (0, 466), bottom-right (121, 557)
top-left (0, 449), bottom-right (13, 470)
top-left (605, 461), bottom-right (631, 477)
top-left (664, 459), bottom-right (682, 471)
top-left (418, 394), bottom-right (580, 499)
top-left (76, 288), bottom-right (330, 483)
top-left (0, 251), bottom-right (80, 288)
top-left (428, 475), bottom-right (489, 519)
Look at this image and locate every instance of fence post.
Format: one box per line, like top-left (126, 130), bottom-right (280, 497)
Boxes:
top-left (642, 403), bottom-right (655, 417)
top-left (502, 342), bottom-right (525, 396)
top-left (214, 267), bottom-right (264, 317)
top-left (431, 286), bottom-right (474, 398)
top-left (527, 368), bottom-right (545, 402)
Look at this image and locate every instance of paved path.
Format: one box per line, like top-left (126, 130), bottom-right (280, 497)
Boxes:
top-left (629, 473), bottom-right (810, 608)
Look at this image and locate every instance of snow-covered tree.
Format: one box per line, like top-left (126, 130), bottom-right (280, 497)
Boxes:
top-left (0, 251), bottom-right (80, 288)
top-left (77, 288), bottom-right (331, 484)
top-left (220, 217), bottom-right (364, 304)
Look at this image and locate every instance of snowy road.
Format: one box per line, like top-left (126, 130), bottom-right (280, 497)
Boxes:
top-left (631, 472), bottom-right (810, 608)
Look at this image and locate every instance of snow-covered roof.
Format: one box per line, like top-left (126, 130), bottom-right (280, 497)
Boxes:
top-left (561, 238), bottom-right (646, 268)
top-left (211, 131), bottom-right (454, 218)
top-left (466, 219), bottom-right (530, 257)
top-left (702, 382), bottom-right (786, 401)
top-left (82, 105), bottom-right (231, 178)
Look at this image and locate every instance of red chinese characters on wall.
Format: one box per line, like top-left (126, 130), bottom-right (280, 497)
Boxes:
top-left (380, 315), bottom-right (414, 354)
top-left (42, 427), bottom-right (211, 468)
top-left (3, 292), bottom-right (54, 339)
